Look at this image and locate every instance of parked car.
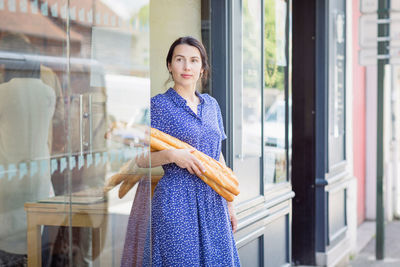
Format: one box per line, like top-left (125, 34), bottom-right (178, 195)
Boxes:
top-left (264, 99), bottom-right (292, 148)
top-left (264, 99), bottom-right (292, 183)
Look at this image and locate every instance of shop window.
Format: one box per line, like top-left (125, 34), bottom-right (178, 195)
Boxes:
top-left (233, 0), bottom-right (263, 203)
top-left (264, 0), bottom-right (291, 187)
top-left (0, 1), bottom-right (151, 266)
top-left (328, 1), bottom-right (346, 170)
top-left (231, 0), bottom-right (292, 203)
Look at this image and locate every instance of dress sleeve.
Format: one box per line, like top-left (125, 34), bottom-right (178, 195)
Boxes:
top-left (214, 98), bottom-right (227, 141)
top-left (150, 96), bottom-right (163, 131)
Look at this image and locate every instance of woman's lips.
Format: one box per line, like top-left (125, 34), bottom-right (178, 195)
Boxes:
top-left (181, 74), bottom-right (192, 79)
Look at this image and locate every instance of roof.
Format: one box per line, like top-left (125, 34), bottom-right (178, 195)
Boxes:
top-left (0, 0), bottom-right (131, 44)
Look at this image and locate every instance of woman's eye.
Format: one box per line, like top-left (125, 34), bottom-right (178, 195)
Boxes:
top-left (176, 58), bottom-right (182, 62)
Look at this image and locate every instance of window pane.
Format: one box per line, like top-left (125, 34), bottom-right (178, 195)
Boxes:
top-left (233, 0), bottom-right (262, 203)
top-left (0, 1), bottom-right (151, 266)
top-left (264, 0), bottom-right (288, 186)
top-left (0, 1), bottom-right (70, 264)
top-left (242, 0), bottom-right (262, 158)
top-left (88, 1), bottom-right (151, 266)
top-left (328, 0), bottom-right (346, 169)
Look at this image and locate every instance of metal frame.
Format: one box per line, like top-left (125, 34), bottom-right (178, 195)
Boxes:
top-left (211, 0), bottom-right (293, 266)
top-left (315, 1), bottom-right (351, 265)
top-left (315, 0), bottom-right (329, 254)
top-left (210, 0), bottom-right (232, 166)
top-left (291, 0), bottom-right (317, 264)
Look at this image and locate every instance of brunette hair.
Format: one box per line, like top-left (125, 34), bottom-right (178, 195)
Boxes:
top-left (166, 36), bottom-right (210, 88)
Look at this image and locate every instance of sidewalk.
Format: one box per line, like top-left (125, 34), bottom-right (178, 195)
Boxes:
top-left (350, 220), bottom-right (400, 267)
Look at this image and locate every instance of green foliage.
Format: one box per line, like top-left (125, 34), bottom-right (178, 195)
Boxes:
top-left (264, 0), bottom-right (285, 90)
top-left (131, 4), bottom-right (149, 27)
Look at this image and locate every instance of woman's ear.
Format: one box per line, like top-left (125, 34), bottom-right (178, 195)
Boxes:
top-left (167, 63), bottom-right (171, 73)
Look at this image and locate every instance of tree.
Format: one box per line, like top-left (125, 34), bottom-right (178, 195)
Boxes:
top-left (264, 0), bottom-right (285, 90)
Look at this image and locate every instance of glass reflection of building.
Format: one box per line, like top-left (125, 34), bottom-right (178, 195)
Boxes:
top-left (0, 1), bottom-right (151, 266)
top-left (0, 0), bottom-right (356, 266)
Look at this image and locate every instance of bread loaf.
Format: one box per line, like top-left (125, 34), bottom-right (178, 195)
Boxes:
top-left (150, 135), bottom-right (239, 201)
top-left (118, 174), bottom-right (142, 198)
top-left (103, 173), bottom-right (128, 193)
top-left (151, 128), bottom-right (239, 187)
top-left (103, 160), bottom-right (138, 193)
top-left (198, 174), bottom-right (235, 202)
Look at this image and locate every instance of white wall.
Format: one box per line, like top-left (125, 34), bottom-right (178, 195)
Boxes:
top-left (149, 0), bottom-right (202, 97)
top-left (394, 66), bottom-right (400, 218)
top-left (365, 64), bottom-right (395, 221)
top-left (384, 65), bottom-right (393, 221)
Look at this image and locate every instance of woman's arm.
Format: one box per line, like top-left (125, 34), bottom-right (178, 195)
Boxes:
top-left (219, 152), bottom-right (238, 233)
top-left (136, 149), bottom-right (173, 168)
top-left (137, 148), bottom-right (205, 177)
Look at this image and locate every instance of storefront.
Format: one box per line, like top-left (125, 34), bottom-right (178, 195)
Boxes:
top-left (291, 0), bottom-right (356, 266)
top-left (213, 0), bottom-right (293, 266)
top-left (0, 0), bottom-right (356, 266)
top-left (0, 0), bottom-right (151, 266)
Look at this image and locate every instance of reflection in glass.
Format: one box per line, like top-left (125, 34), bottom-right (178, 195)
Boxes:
top-left (328, 6), bottom-right (346, 168)
top-left (232, 0), bottom-right (263, 203)
top-left (264, 0), bottom-right (288, 185)
top-left (242, 0), bottom-right (262, 158)
top-left (0, 39), bottom-right (55, 259)
top-left (0, 1), bottom-right (151, 266)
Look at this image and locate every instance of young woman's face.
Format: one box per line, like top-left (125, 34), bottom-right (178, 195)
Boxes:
top-left (168, 44), bottom-right (203, 89)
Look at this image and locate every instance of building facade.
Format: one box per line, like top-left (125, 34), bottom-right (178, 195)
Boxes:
top-left (0, 0), bottom-right (366, 266)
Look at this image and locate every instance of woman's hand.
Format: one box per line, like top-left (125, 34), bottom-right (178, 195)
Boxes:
top-left (227, 202), bottom-right (238, 233)
top-left (169, 148), bottom-right (206, 177)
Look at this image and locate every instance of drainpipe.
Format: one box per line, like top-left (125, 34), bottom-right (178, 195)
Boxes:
top-left (393, 66), bottom-right (400, 218)
top-left (385, 65), bottom-right (393, 221)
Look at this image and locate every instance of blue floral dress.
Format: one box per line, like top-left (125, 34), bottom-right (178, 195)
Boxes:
top-left (149, 88), bottom-right (240, 266)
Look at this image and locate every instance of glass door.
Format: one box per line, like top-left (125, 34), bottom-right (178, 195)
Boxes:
top-left (0, 0), bottom-right (151, 266)
top-left (0, 1), bottom-right (71, 266)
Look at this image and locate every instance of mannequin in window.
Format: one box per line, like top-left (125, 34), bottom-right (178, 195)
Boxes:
top-left (0, 32), bottom-right (65, 156)
top-left (0, 56), bottom-right (56, 264)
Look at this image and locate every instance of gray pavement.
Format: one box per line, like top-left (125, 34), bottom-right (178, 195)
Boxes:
top-left (350, 220), bottom-right (400, 267)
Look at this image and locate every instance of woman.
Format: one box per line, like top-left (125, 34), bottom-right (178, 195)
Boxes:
top-left (143, 36), bottom-right (240, 266)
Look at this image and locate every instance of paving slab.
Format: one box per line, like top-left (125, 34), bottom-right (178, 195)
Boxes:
top-left (350, 220), bottom-right (400, 267)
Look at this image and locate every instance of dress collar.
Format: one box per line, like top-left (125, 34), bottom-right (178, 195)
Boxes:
top-left (166, 87), bottom-right (204, 107)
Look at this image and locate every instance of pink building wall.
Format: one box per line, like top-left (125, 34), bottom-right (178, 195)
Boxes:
top-left (352, 0), bottom-right (367, 225)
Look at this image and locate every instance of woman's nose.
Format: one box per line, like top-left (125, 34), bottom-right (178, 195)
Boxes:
top-left (184, 61), bottom-right (191, 70)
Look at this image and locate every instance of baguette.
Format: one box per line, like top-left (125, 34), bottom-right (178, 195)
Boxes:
top-left (191, 150), bottom-right (239, 195)
top-left (215, 160), bottom-right (238, 186)
top-left (151, 128), bottom-right (239, 186)
top-left (150, 131), bottom-right (239, 195)
top-left (150, 136), bottom-right (239, 200)
top-left (103, 160), bottom-right (138, 193)
top-left (118, 174), bottom-right (142, 198)
top-left (103, 173), bottom-right (128, 193)
top-left (151, 128), bottom-right (192, 149)
top-left (198, 174), bottom-right (235, 202)
top-left (150, 135), bottom-right (175, 151)
top-left (192, 150), bottom-right (239, 188)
